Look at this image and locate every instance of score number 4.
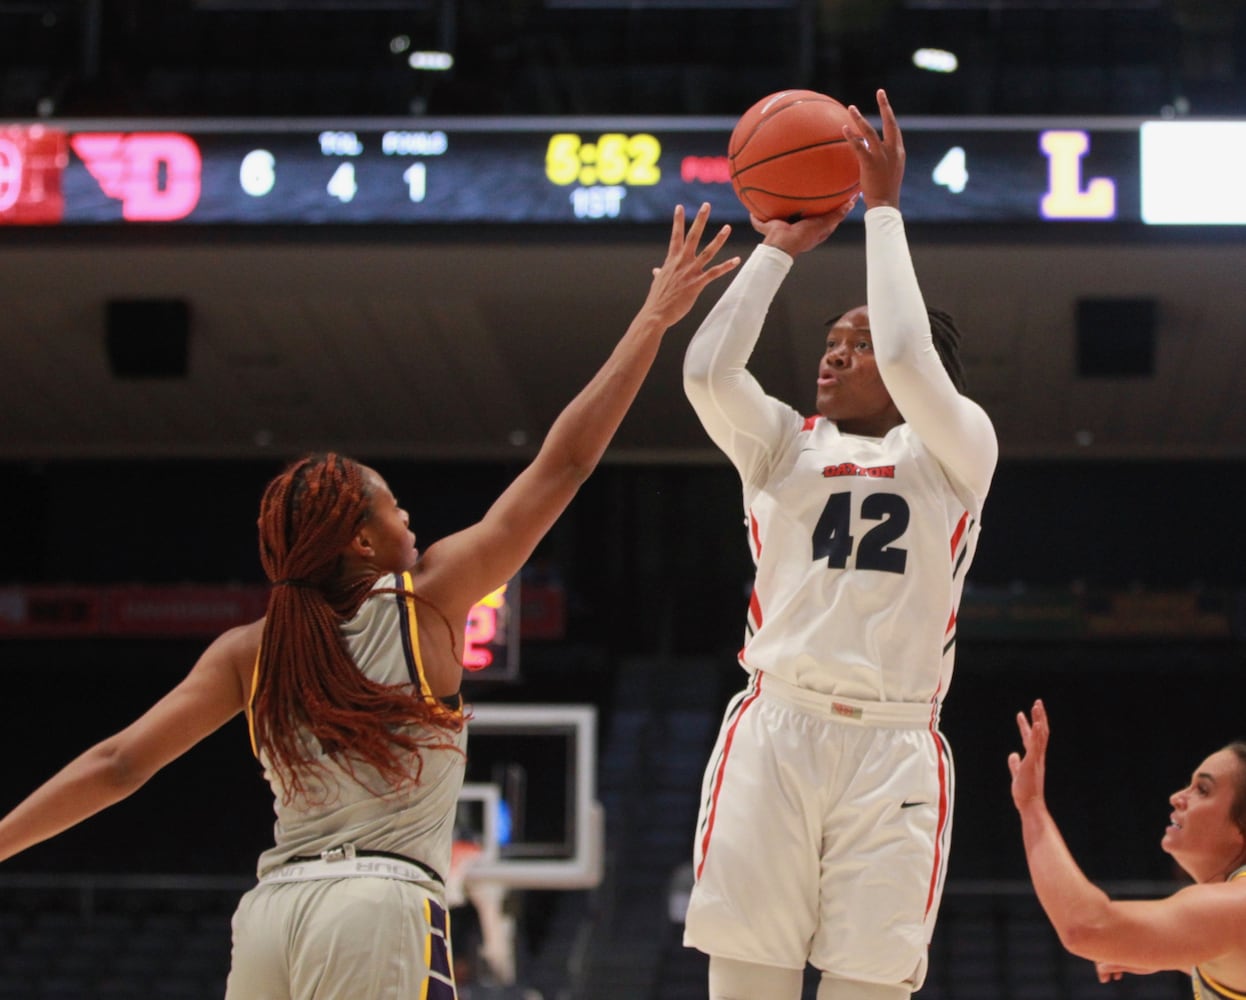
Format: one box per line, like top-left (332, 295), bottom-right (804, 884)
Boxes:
top-left (932, 146), bottom-right (969, 194)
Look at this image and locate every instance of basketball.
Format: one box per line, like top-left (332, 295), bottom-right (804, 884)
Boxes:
top-left (728, 90), bottom-right (860, 222)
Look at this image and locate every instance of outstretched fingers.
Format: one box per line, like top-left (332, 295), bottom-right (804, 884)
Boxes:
top-left (670, 201), bottom-right (714, 256)
top-left (1016, 709), bottom-right (1033, 745)
top-left (698, 252), bottom-right (740, 287)
top-left (683, 202), bottom-right (729, 264)
top-left (682, 200), bottom-right (711, 246)
top-left (875, 88), bottom-right (904, 156)
top-left (644, 203), bottom-right (739, 324)
top-left (1029, 699), bottom-right (1049, 754)
top-left (844, 89), bottom-right (905, 208)
top-left (666, 202), bottom-right (688, 257)
top-left (672, 203), bottom-right (736, 276)
top-left (660, 203), bottom-right (723, 270)
top-left (845, 102), bottom-right (879, 150)
top-left (696, 217), bottom-right (734, 266)
top-left (1009, 699), bottom-right (1051, 808)
top-left (1097, 963), bottom-right (1127, 983)
top-left (1009, 706), bottom-right (1034, 780)
top-left (1015, 699), bottom-right (1049, 754)
top-left (845, 89), bottom-right (902, 150)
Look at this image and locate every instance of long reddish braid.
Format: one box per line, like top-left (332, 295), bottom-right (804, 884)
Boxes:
top-left (254, 452), bottom-right (463, 805)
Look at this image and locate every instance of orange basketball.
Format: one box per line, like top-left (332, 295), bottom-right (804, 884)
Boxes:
top-left (728, 90), bottom-right (860, 222)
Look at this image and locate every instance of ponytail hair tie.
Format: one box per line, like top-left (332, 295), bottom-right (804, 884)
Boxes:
top-left (272, 578), bottom-right (317, 589)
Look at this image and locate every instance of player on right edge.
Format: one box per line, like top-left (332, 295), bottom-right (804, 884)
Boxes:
top-left (1010, 699), bottom-right (1246, 998)
top-left (681, 89), bottom-right (999, 1000)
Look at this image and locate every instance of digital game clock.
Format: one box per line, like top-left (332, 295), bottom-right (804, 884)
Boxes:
top-left (1, 116), bottom-right (1242, 227)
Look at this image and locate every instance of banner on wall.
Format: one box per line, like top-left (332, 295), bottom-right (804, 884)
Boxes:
top-left (956, 586), bottom-right (1233, 641)
top-left (1, 582), bottom-right (1230, 645)
top-left (0, 579), bottom-right (568, 681)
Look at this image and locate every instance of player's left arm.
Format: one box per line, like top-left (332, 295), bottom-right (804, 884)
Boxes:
top-left (0, 621), bottom-right (256, 864)
top-left (865, 206), bottom-right (997, 501)
top-left (848, 90), bottom-right (997, 502)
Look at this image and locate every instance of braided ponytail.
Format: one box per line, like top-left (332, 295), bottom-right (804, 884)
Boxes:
top-left (254, 453), bottom-right (463, 805)
top-left (925, 307), bottom-right (966, 394)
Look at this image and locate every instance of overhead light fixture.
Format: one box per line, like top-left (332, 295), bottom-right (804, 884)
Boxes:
top-left (912, 48), bottom-right (958, 73)
top-left (408, 50), bottom-right (454, 71)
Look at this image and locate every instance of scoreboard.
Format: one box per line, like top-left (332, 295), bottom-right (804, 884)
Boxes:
top-left (1, 115), bottom-right (1244, 227)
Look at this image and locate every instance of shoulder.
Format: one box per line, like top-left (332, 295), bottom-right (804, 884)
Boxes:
top-left (218, 618), bottom-right (265, 656)
top-left (202, 618), bottom-right (265, 685)
top-left (1172, 876), bottom-right (1246, 917)
top-left (403, 548), bottom-right (476, 624)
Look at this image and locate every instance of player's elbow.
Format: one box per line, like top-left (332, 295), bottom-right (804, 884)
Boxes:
top-left (683, 366), bottom-right (715, 410)
top-left (562, 460), bottom-right (594, 491)
top-left (1057, 922), bottom-right (1096, 958)
top-left (92, 739), bottom-right (152, 795)
top-left (1055, 910), bottom-right (1117, 961)
top-left (683, 335), bottom-right (720, 389)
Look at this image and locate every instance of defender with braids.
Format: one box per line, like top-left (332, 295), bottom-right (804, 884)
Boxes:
top-left (0, 203), bottom-right (738, 1000)
top-left (681, 91), bottom-right (998, 1000)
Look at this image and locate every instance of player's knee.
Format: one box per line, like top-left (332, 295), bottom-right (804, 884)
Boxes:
top-left (709, 955), bottom-right (803, 1000)
top-left (815, 974), bottom-right (910, 1000)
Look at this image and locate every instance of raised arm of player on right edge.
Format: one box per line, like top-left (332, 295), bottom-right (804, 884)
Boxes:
top-left (1010, 700), bottom-right (1246, 976)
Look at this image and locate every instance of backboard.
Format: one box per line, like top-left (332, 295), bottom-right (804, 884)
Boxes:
top-left (459, 704), bottom-right (604, 889)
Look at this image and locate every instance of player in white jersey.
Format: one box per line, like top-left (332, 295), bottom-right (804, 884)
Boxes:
top-left (1011, 700), bottom-right (1246, 999)
top-left (681, 90), bottom-right (998, 1000)
top-left (0, 204), bottom-right (739, 1000)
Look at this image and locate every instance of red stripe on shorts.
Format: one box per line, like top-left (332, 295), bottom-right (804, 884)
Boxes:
top-left (696, 675), bottom-right (764, 881)
top-left (924, 731), bottom-right (951, 917)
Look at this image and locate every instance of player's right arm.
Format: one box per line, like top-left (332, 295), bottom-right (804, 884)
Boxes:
top-left (0, 620), bottom-right (259, 864)
top-left (686, 199), bottom-right (857, 487)
top-left (683, 244), bottom-right (795, 485)
top-left (1010, 701), bottom-right (1246, 973)
top-left (1020, 825), bottom-right (1246, 972)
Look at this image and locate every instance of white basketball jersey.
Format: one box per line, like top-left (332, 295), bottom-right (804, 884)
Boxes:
top-left (739, 414), bottom-right (981, 706)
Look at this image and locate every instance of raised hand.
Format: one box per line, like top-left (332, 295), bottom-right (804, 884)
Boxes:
top-left (844, 88), bottom-right (906, 211)
top-left (752, 193), bottom-right (859, 258)
top-left (1008, 698), bottom-right (1050, 811)
top-left (642, 202), bottom-right (739, 326)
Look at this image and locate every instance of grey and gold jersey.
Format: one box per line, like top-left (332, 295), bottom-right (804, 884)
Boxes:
top-left (247, 572), bottom-right (467, 887)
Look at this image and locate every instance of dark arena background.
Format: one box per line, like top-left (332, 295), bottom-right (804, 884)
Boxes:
top-left (2, 3), bottom-right (1246, 999)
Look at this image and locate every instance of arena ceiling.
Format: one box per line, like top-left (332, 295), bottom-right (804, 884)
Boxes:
top-left (2, 222), bottom-right (1244, 464)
